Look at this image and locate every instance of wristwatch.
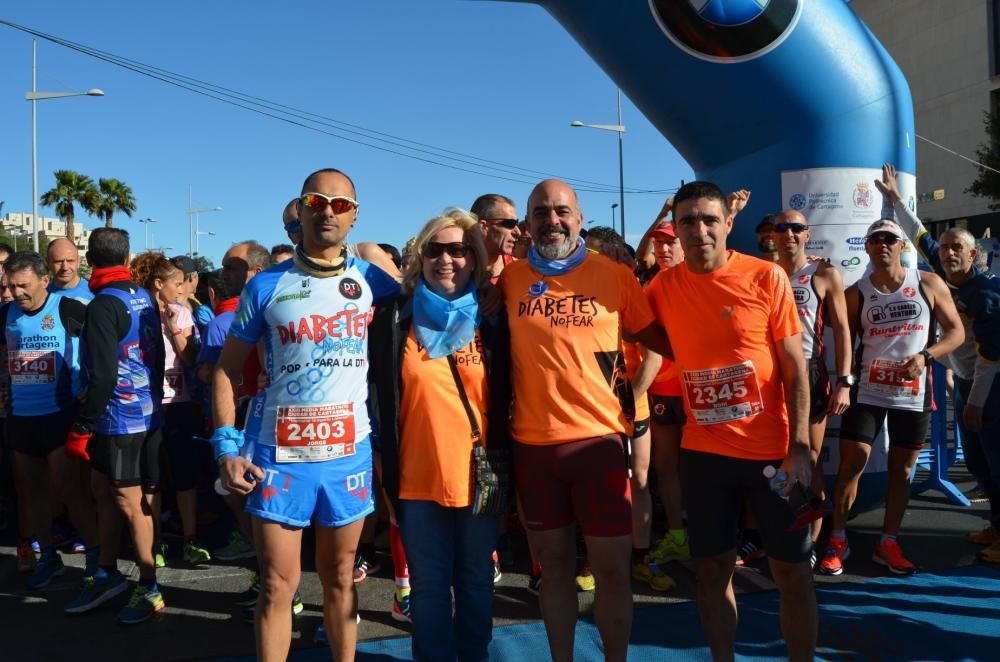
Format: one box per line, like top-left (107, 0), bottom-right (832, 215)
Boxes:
top-left (920, 349), bottom-right (935, 365)
top-left (836, 375), bottom-right (856, 387)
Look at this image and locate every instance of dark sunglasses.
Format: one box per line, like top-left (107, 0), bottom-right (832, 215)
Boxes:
top-left (867, 234), bottom-right (900, 246)
top-left (424, 242), bottom-right (469, 259)
top-left (774, 222), bottom-right (808, 234)
top-left (483, 218), bottom-right (519, 230)
top-left (300, 192), bottom-right (359, 215)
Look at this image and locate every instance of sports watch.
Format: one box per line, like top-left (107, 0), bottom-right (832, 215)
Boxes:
top-left (836, 375), bottom-right (856, 387)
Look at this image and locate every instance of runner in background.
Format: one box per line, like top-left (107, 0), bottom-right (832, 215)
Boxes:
top-left (472, 193), bottom-right (521, 284)
top-left (822, 219), bottom-right (963, 577)
top-left (772, 210), bottom-right (852, 560)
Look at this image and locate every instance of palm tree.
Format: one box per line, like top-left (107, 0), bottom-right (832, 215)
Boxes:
top-left (96, 178), bottom-right (137, 228)
top-left (39, 170), bottom-right (98, 242)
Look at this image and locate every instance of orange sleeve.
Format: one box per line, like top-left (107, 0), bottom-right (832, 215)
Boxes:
top-left (767, 265), bottom-right (803, 343)
top-left (619, 263), bottom-right (655, 336)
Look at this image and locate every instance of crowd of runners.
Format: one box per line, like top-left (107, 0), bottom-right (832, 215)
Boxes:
top-left (1, 163), bottom-right (998, 662)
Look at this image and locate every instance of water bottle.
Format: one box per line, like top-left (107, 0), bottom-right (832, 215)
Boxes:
top-left (213, 439), bottom-right (256, 496)
top-left (763, 465), bottom-right (788, 497)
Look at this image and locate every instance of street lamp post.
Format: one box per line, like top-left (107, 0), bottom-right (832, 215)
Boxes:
top-left (26, 40), bottom-right (104, 252)
top-left (187, 186), bottom-right (222, 257)
top-left (570, 88), bottom-right (626, 239)
top-left (137, 217), bottom-right (156, 250)
top-left (611, 203), bottom-right (619, 230)
top-left (196, 230), bottom-right (216, 256)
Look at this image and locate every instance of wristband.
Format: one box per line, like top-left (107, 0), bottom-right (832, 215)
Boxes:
top-left (210, 425), bottom-right (245, 460)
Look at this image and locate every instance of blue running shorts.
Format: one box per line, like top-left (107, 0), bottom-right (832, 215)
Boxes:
top-left (244, 436), bottom-right (374, 528)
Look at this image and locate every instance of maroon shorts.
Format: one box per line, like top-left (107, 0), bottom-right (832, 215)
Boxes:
top-left (513, 434), bottom-right (632, 537)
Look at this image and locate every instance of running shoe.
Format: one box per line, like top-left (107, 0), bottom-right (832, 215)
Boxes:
top-left (26, 552), bottom-right (66, 589)
top-left (64, 570), bottom-right (128, 614)
top-left (183, 541), bottom-right (212, 565)
top-left (979, 541), bottom-right (1000, 564)
top-left (492, 550), bottom-right (502, 585)
top-left (966, 524), bottom-right (999, 546)
top-left (735, 530), bottom-right (766, 565)
top-left (965, 487), bottom-right (990, 504)
top-left (292, 589), bottom-right (304, 616)
top-left (31, 539), bottom-right (40, 554)
top-left (631, 561), bottom-right (676, 592)
top-left (353, 551), bottom-right (381, 583)
top-left (17, 541), bottom-right (36, 574)
top-left (527, 571), bottom-right (542, 596)
top-left (236, 572), bottom-right (260, 607)
top-left (809, 549), bottom-right (818, 571)
top-left (391, 591), bottom-right (412, 623)
top-left (117, 584), bottom-right (165, 624)
top-left (314, 615), bottom-right (362, 646)
top-left (154, 542), bottom-right (168, 569)
top-left (648, 532), bottom-right (691, 563)
top-left (872, 539), bottom-right (915, 575)
top-left (818, 536), bottom-right (850, 576)
top-left (575, 566), bottom-right (596, 592)
top-left (215, 529), bottom-right (255, 561)
top-left (71, 539), bottom-right (86, 554)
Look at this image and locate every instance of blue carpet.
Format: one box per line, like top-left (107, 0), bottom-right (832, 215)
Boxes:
top-left (351, 565), bottom-right (1000, 661)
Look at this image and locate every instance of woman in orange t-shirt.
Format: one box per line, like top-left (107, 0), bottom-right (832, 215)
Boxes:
top-left (370, 209), bottom-right (512, 662)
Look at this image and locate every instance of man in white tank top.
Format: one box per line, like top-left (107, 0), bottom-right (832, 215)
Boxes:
top-left (773, 210), bottom-right (852, 556)
top-left (820, 219), bottom-right (963, 577)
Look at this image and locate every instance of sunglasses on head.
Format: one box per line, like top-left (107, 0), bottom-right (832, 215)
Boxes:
top-left (867, 234), bottom-right (900, 246)
top-left (484, 218), bottom-right (519, 230)
top-left (424, 242), bottom-right (469, 259)
top-left (774, 222), bottom-right (808, 234)
top-left (300, 192), bottom-right (359, 215)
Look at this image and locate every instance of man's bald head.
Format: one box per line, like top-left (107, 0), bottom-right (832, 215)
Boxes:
top-left (526, 179), bottom-right (583, 260)
top-left (46, 237), bottom-right (82, 288)
top-left (773, 209), bottom-right (807, 226)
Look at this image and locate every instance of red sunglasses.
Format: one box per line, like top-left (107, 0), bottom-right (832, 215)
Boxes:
top-left (300, 192), bottom-right (359, 215)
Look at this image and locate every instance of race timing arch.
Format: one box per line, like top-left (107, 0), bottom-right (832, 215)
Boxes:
top-left (492, 0), bottom-right (923, 511)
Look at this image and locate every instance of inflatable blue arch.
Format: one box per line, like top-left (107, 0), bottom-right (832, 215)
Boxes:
top-left (492, 0), bottom-right (923, 512)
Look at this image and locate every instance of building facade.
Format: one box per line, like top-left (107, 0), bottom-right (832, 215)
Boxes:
top-left (1, 212), bottom-right (94, 250)
top-left (851, 0), bottom-right (1000, 237)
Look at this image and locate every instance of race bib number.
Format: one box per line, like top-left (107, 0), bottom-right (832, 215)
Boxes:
top-left (275, 403), bottom-right (356, 463)
top-left (683, 361), bottom-right (764, 425)
top-left (8, 351), bottom-right (56, 385)
top-left (164, 369), bottom-right (184, 399)
top-left (867, 359), bottom-right (920, 397)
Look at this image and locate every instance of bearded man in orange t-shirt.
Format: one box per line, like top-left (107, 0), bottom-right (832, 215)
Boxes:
top-left (644, 181), bottom-right (816, 662)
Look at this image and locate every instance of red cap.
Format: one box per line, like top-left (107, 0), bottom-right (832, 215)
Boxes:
top-left (650, 220), bottom-right (677, 240)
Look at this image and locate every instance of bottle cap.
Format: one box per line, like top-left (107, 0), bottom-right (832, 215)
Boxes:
top-left (762, 465), bottom-right (777, 479)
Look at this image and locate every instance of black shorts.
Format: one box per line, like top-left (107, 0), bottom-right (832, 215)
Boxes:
top-left (6, 407), bottom-right (77, 458)
top-left (649, 394), bottom-right (686, 427)
top-left (839, 402), bottom-right (930, 450)
top-left (680, 449), bottom-right (812, 563)
top-left (632, 417), bottom-right (650, 439)
top-left (808, 358), bottom-right (831, 423)
top-left (90, 428), bottom-right (163, 488)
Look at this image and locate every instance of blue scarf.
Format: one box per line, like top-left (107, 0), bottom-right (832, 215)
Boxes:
top-left (412, 280), bottom-right (481, 360)
top-left (527, 236), bottom-right (587, 276)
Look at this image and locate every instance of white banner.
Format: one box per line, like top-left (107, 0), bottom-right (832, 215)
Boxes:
top-left (781, 167), bottom-right (918, 287)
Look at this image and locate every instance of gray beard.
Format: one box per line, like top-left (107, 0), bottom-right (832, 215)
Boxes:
top-left (536, 236), bottom-right (575, 260)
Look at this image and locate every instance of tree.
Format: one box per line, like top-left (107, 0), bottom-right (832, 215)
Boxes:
top-left (192, 255), bottom-right (216, 272)
top-left (39, 170), bottom-right (98, 241)
top-left (965, 110), bottom-right (1000, 210)
top-left (95, 178), bottom-right (137, 227)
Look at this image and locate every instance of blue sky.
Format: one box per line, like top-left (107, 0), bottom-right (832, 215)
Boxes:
top-left (0, 1), bottom-right (692, 266)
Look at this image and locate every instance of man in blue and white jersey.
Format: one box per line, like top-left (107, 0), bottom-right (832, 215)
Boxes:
top-left (214, 168), bottom-right (399, 660)
top-left (0, 251), bottom-right (97, 590)
top-left (46, 238), bottom-right (93, 305)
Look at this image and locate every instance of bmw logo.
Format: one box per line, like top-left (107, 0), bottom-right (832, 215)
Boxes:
top-left (649, 0), bottom-right (802, 63)
top-left (789, 193), bottom-right (806, 210)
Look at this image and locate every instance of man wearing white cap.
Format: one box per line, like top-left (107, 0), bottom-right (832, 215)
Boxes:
top-left (820, 218), bottom-right (963, 576)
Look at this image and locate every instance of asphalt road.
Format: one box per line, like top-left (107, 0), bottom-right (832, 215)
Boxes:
top-left (0, 466), bottom-right (993, 661)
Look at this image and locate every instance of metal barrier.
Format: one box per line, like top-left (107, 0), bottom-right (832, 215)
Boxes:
top-left (911, 362), bottom-right (971, 506)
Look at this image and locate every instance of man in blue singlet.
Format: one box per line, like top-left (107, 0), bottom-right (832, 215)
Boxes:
top-left (46, 238), bottom-right (93, 305)
top-left (0, 252), bottom-right (98, 590)
top-left (214, 168), bottom-right (400, 661)
top-left (63, 227), bottom-right (166, 623)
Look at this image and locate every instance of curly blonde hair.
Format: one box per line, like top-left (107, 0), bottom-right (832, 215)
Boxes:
top-left (129, 251), bottom-right (181, 293)
top-left (402, 208), bottom-right (499, 315)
